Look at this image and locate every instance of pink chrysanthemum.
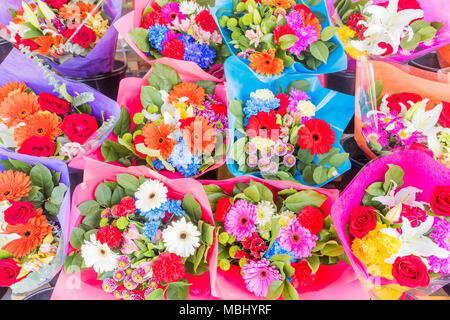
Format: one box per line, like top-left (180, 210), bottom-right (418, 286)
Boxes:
top-left (430, 218), bottom-right (450, 251)
top-left (224, 200), bottom-right (257, 241)
top-left (117, 255), bottom-right (131, 270)
top-left (121, 289), bottom-right (133, 300)
top-left (241, 259), bottom-right (282, 297)
top-left (278, 219), bottom-right (318, 259)
top-left (130, 293), bottom-right (144, 300)
top-left (131, 267), bottom-right (146, 284)
top-left (113, 269), bottom-right (126, 282)
top-left (102, 278), bottom-right (117, 293)
top-left (144, 278), bottom-right (159, 297)
top-left (123, 275), bottom-right (138, 290)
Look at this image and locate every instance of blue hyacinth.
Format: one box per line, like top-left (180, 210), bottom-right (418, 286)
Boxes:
top-left (243, 97), bottom-right (280, 126)
top-left (148, 23), bottom-right (169, 52)
top-left (264, 239), bottom-right (297, 263)
top-left (152, 159), bottom-right (165, 171)
top-left (167, 140), bottom-right (201, 177)
top-left (143, 220), bottom-right (160, 241)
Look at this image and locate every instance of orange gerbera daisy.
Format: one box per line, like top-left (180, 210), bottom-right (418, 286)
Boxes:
top-left (262, 0), bottom-right (294, 9)
top-left (182, 116), bottom-right (217, 154)
top-left (1, 209), bottom-right (52, 258)
top-left (249, 48), bottom-right (284, 76)
top-left (0, 170), bottom-right (32, 201)
top-left (142, 121), bottom-right (177, 160)
top-left (59, 4), bottom-right (81, 21)
top-left (0, 92), bottom-right (41, 128)
top-left (303, 12), bottom-right (322, 34)
top-left (14, 111), bottom-right (62, 146)
top-left (0, 82), bottom-right (26, 104)
top-left (168, 83), bottom-right (206, 106)
top-left (77, 2), bottom-right (98, 19)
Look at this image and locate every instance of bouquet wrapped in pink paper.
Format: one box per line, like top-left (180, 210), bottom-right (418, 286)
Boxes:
top-left (200, 176), bottom-right (357, 300)
top-left (96, 61), bottom-right (228, 179)
top-left (325, 0), bottom-right (450, 63)
top-left (114, 0), bottom-right (230, 82)
top-left (331, 150), bottom-right (450, 300)
top-left (54, 158), bottom-right (217, 300)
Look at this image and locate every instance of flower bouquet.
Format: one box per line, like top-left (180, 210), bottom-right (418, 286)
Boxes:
top-left (0, 148), bottom-right (70, 294)
top-left (0, 49), bottom-right (120, 168)
top-left (331, 150), bottom-right (450, 300)
top-left (99, 62), bottom-right (228, 178)
top-left (201, 176), bottom-right (355, 300)
top-left (115, 0), bottom-right (229, 81)
top-left (58, 159), bottom-right (217, 300)
top-left (355, 59), bottom-right (450, 167)
top-left (1, 0), bottom-right (122, 77)
top-left (225, 56), bottom-right (353, 187)
top-left (211, 0), bottom-right (347, 78)
top-left (325, 0), bottom-right (450, 62)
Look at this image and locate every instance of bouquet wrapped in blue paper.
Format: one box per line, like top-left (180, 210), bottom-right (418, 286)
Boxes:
top-left (225, 56), bottom-right (354, 187)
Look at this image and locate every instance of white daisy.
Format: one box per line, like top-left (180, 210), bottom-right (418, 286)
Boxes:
top-left (135, 179), bottom-right (168, 212)
top-left (255, 201), bottom-right (276, 229)
top-left (162, 217), bottom-right (201, 258)
top-left (81, 234), bottom-right (119, 273)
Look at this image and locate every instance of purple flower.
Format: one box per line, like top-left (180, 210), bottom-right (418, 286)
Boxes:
top-left (113, 269), bottom-right (126, 282)
top-left (283, 154), bottom-right (296, 167)
top-left (131, 268), bottom-right (146, 284)
top-left (117, 255), bottom-right (131, 270)
top-left (123, 275), bottom-right (138, 290)
top-left (274, 140), bottom-right (288, 156)
top-left (258, 158), bottom-right (271, 172)
top-left (286, 11), bottom-right (318, 55)
top-left (286, 143), bottom-right (294, 154)
top-left (245, 142), bottom-right (257, 155)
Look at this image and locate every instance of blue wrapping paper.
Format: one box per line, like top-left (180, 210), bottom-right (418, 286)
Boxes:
top-left (225, 55), bottom-right (354, 187)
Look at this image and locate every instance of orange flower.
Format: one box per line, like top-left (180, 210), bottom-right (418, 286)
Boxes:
top-left (0, 170), bottom-right (32, 202)
top-left (262, 0), bottom-right (294, 9)
top-left (0, 82), bottom-right (26, 104)
top-left (59, 4), bottom-right (81, 20)
top-left (77, 2), bottom-right (98, 19)
top-left (34, 35), bottom-right (64, 58)
top-left (142, 121), bottom-right (177, 159)
top-left (182, 116), bottom-right (217, 154)
top-left (0, 92), bottom-right (41, 128)
top-left (1, 209), bottom-right (52, 258)
top-left (14, 111), bottom-right (62, 146)
top-left (303, 12), bottom-right (322, 34)
top-left (249, 48), bottom-right (284, 76)
top-left (168, 83), bottom-right (206, 106)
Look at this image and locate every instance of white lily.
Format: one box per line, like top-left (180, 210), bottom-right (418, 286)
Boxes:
top-left (406, 101), bottom-right (442, 135)
top-left (373, 184), bottom-right (426, 210)
top-left (37, 0), bottom-right (56, 22)
top-left (381, 217), bottom-right (449, 264)
top-left (351, 0), bottom-right (424, 56)
top-left (22, 1), bottom-right (40, 29)
top-left (426, 126), bottom-right (450, 158)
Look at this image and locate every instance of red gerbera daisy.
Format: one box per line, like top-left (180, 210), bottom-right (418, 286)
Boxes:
top-left (273, 24), bottom-right (296, 45)
top-left (298, 118), bottom-right (335, 155)
top-left (246, 111), bottom-right (281, 140)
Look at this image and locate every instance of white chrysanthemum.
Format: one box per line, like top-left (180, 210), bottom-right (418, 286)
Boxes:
top-left (251, 89), bottom-right (274, 101)
top-left (256, 201), bottom-right (276, 229)
top-left (179, 1), bottom-right (200, 15)
top-left (81, 234), bottom-right (119, 273)
top-left (297, 101), bottom-right (316, 118)
top-left (162, 217), bottom-right (201, 258)
top-left (135, 179), bottom-right (168, 212)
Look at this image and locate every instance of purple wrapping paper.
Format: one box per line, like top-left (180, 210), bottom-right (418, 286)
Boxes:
top-left (0, 0), bottom-right (123, 77)
top-left (0, 48), bottom-right (121, 169)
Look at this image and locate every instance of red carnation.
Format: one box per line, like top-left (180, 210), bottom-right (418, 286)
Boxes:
top-left (17, 136), bottom-right (56, 157)
top-left (234, 250), bottom-right (251, 260)
top-left (65, 25), bottom-right (96, 49)
top-left (294, 4), bottom-right (312, 16)
top-left (194, 10), bottom-right (218, 33)
top-left (211, 103), bottom-right (227, 116)
top-left (179, 117), bottom-right (195, 129)
top-left (14, 34), bottom-right (38, 51)
top-left (297, 118), bottom-right (335, 155)
top-left (439, 101), bottom-right (450, 128)
top-left (246, 110), bottom-right (281, 140)
top-left (4, 201), bottom-right (36, 225)
top-left (273, 24), bottom-right (296, 45)
top-left (38, 92), bottom-right (72, 115)
top-left (120, 197), bottom-right (137, 215)
top-left (392, 255), bottom-right (430, 288)
top-left (385, 92), bottom-right (423, 113)
top-left (297, 206), bottom-right (324, 234)
top-left (152, 252), bottom-right (185, 283)
top-left (161, 39), bottom-right (184, 60)
top-left (349, 206), bottom-right (377, 239)
top-left (430, 185), bottom-right (450, 216)
top-left (0, 258), bottom-right (23, 287)
top-left (291, 260), bottom-right (315, 291)
top-left (133, 135), bottom-right (148, 158)
top-left (241, 233), bottom-right (268, 259)
top-left (215, 197), bottom-right (232, 223)
top-left (275, 93), bottom-right (290, 117)
top-left (61, 113), bottom-right (98, 144)
top-left (44, 0), bottom-right (67, 9)
top-left (143, 10), bottom-right (167, 29)
top-left (96, 225), bottom-right (122, 248)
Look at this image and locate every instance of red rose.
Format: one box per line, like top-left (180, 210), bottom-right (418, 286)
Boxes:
top-left (4, 201), bottom-right (36, 225)
top-left (215, 197), bottom-right (232, 223)
top-left (44, 0), bottom-right (67, 9)
top-left (17, 136), bottom-right (56, 157)
top-left (385, 92), bottom-right (423, 113)
top-left (439, 101), bottom-right (450, 128)
top-left (61, 113), bottom-right (98, 144)
top-left (392, 255), bottom-right (430, 288)
top-left (38, 92), bottom-right (71, 115)
top-left (297, 206), bottom-right (324, 234)
top-left (133, 135), bottom-right (148, 158)
top-left (152, 252), bottom-right (185, 283)
top-left (291, 260), bottom-right (315, 291)
top-left (349, 205), bottom-right (377, 239)
top-left (96, 225), bottom-right (122, 248)
top-left (273, 24), bottom-right (296, 46)
top-left (65, 25), bottom-right (96, 49)
top-left (194, 10), bottom-right (218, 33)
top-left (14, 34), bottom-right (38, 51)
top-left (0, 258), bottom-right (23, 287)
top-left (430, 185), bottom-right (450, 216)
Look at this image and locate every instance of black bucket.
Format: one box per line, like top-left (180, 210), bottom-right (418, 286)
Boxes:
top-left (69, 167), bottom-right (84, 197)
top-left (0, 287), bottom-right (8, 299)
top-left (23, 287), bottom-right (54, 300)
top-left (408, 51), bottom-right (441, 72)
top-left (62, 60), bottom-right (127, 101)
top-left (339, 135), bottom-right (370, 187)
top-left (0, 38), bottom-right (13, 64)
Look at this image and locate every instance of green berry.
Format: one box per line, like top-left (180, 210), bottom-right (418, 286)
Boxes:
top-left (99, 218), bottom-right (109, 227)
top-left (238, 257), bottom-right (248, 268)
top-left (226, 17), bottom-right (238, 28)
top-left (236, 2), bottom-right (246, 12)
top-left (116, 217), bottom-right (129, 230)
top-left (242, 13), bottom-right (252, 26)
top-left (218, 232), bottom-right (230, 245)
top-left (146, 105), bottom-right (159, 114)
top-left (133, 130), bottom-right (142, 139)
top-left (231, 31), bottom-right (241, 41)
top-left (133, 112), bottom-right (145, 125)
top-left (229, 245), bottom-right (240, 258)
top-left (227, 235), bottom-right (236, 245)
top-left (219, 259), bottom-right (231, 271)
top-left (122, 133), bottom-right (133, 144)
top-left (219, 15), bottom-right (229, 28)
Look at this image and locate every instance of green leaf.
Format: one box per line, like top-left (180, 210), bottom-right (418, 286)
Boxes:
top-left (114, 107), bottom-right (131, 137)
top-left (101, 139), bottom-right (133, 162)
top-left (0, 250), bottom-right (12, 259)
top-left (228, 99), bottom-right (245, 132)
top-left (78, 200), bottom-right (101, 216)
top-left (284, 190), bottom-right (327, 212)
top-left (307, 0), bottom-right (322, 6)
top-left (49, 184), bottom-right (67, 205)
top-left (278, 188), bottom-right (298, 196)
top-left (313, 166), bottom-right (329, 185)
top-left (84, 229), bottom-right (98, 241)
top-left (69, 227), bottom-right (86, 250)
top-left (129, 28), bottom-right (151, 52)
top-left (65, 252), bottom-right (83, 274)
top-left (117, 173), bottom-right (140, 193)
top-left (141, 85), bottom-right (163, 108)
top-left (383, 164), bottom-right (404, 192)
top-left (400, 32), bottom-right (421, 51)
top-left (82, 211), bottom-right (102, 228)
top-left (309, 41), bottom-right (330, 63)
top-left (184, 260), bottom-right (210, 275)
top-left (329, 153), bottom-right (349, 168)
top-left (321, 243), bottom-right (345, 257)
top-left (306, 255), bottom-right (320, 273)
top-left (317, 147), bottom-right (340, 165)
top-left (194, 81), bottom-right (217, 95)
top-left (418, 25), bottom-right (437, 42)
top-left (365, 182), bottom-right (385, 197)
top-left (301, 165), bottom-right (315, 185)
top-left (182, 193), bottom-right (202, 221)
top-left (152, 63), bottom-right (182, 90)
top-left (145, 288), bottom-right (164, 300)
top-left (367, 79), bottom-right (384, 100)
top-left (278, 34), bottom-right (299, 50)
top-left (95, 183), bottom-right (112, 207)
top-left (44, 201), bottom-right (61, 215)
top-left (285, 80), bottom-right (311, 95)
top-left (266, 280), bottom-right (284, 300)
top-left (282, 280), bottom-right (299, 300)
top-left (321, 26), bottom-right (339, 41)
top-left (29, 163), bottom-right (54, 198)
top-left (166, 281), bottom-right (190, 300)
top-left (201, 223), bottom-right (215, 246)
top-left (193, 244), bottom-right (206, 273)
top-left (5, 159), bottom-right (33, 173)
top-left (250, 180), bottom-right (274, 203)
top-left (111, 187), bottom-right (126, 206)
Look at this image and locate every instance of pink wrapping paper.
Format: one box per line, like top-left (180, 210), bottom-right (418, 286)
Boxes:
top-left (51, 158), bottom-right (218, 300)
top-left (82, 60), bottom-right (228, 178)
top-left (331, 150), bottom-right (450, 291)
top-left (114, 0), bottom-right (223, 82)
top-left (199, 176), bottom-right (369, 300)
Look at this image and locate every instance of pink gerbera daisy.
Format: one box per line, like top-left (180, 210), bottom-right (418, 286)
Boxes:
top-left (160, 2), bottom-right (187, 23)
top-left (242, 259), bottom-right (282, 297)
top-left (279, 219), bottom-right (318, 259)
top-left (224, 200), bottom-right (257, 241)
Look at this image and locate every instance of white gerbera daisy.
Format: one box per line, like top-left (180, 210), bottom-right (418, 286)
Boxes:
top-left (162, 217), bottom-right (201, 258)
top-left (81, 234), bottom-right (119, 273)
top-left (135, 179), bottom-right (168, 212)
top-left (256, 201), bottom-right (276, 229)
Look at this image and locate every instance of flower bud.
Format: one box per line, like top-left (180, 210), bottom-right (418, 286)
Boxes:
top-left (229, 245), bottom-right (240, 258)
top-left (385, 204), bottom-right (402, 223)
top-left (219, 259), bottom-right (231, 271)
top-left (219, 15), bottom-right (229, 28)
top-left (133, 112), bottom-right (145, 125)
top-left (218, 232), bottom-right (229, 245)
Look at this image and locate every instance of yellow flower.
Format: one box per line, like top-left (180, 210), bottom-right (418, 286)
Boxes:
top-left (172, 101), bottom-right (193, 119)
top-left (337, 26), bottom-right (356, 45)
top-left (351, 222), bottom-right (401, 280)
top-left (344, 46), bottom-right (368, 59)
top-left (87, 13), bottom-right (109, 38)
top-left (370, 284), bottom-right (409, 300)
top-left (297, 101), bottom-right (316, 118)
